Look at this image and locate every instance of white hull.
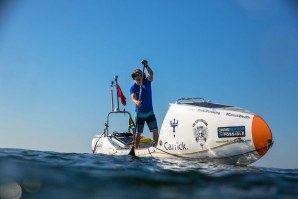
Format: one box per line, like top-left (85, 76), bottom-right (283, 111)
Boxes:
top-left (92, 98), bottom-right (273, 166)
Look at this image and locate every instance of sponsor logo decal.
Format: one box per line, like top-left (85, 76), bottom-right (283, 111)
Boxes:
top-left (192, 119), bottom-right (208, 145)
top-left (226, 113), bottom-right (250, 119)
top-left (218, 126), bottom-right (246, 138)
top-left (170, 118), bottom-right (179, 137)
top-left (159, 140), bottom-right (163, 146)
top-left (216, 139), bottom-right (251, 144)
top-left (197, 108), bottom-right (220, 115)
top-left (164, 142), bottom-right (188, 150)
top-left (97, 142), bottom-right (103, 149)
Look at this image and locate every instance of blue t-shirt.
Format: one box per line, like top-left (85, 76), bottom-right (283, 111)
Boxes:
top-left (130, 78), bottom-right (153, 112)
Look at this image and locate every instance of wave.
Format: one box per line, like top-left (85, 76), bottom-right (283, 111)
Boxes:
top-left (0, 148), bottom-right (297, 199)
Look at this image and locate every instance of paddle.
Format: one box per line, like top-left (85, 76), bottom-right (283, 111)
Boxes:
top-left (128, 62), bottom-right (146, 157)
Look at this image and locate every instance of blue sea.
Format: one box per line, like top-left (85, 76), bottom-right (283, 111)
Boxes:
top-left (0, 148), bottom-right (297, 199)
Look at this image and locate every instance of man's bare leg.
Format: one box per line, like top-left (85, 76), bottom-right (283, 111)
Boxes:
top-left (135, 132), bottom-right (141, 148)
top-left (152, 129), bottom-right (159, 146)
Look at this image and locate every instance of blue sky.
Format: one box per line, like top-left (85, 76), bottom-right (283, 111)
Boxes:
top-left (0, 0), bottom-right (298, 169)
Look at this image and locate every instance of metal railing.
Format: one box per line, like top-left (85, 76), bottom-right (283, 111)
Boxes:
top-left (176, 97), bottom-right (212, 104)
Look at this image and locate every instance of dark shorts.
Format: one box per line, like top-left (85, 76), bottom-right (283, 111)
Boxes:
top-left (136, 111), bottom-right (158, 133)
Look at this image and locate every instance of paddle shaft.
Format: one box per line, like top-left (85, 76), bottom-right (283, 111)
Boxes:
top-left (129, 65), bottom-right (145, 156)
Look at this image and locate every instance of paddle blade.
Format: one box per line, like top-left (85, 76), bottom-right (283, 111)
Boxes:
top-left (128, 146), bottom-right (136, 156)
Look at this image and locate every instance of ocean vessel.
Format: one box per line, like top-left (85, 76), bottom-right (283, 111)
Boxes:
top-left (92, 76), bottom-right (273, 166)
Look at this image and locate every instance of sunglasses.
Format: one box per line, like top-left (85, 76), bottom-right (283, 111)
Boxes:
top-left (133, 73), bottom-right (142, 78)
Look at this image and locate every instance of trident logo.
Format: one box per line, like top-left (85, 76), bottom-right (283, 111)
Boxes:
top-left (170, 119), bottom-right (179, 137)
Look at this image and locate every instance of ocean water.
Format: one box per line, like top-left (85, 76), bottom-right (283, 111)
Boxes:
top-left (0, 148), bottom-right (297, 199)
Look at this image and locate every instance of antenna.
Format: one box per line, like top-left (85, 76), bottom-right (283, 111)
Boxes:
top-left (110, 79), bottom-right (115, 112)
top-left (114, 75), bottom-right (120, 112)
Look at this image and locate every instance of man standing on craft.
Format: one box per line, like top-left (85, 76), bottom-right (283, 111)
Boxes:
top-left (130, 60), bottom-right (159, 148)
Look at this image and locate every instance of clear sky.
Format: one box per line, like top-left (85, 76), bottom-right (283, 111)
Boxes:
top-left (1, 0), bottom-right (298, 169)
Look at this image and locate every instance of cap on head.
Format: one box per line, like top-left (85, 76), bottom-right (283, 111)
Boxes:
top-left (133, 69), bottom-right (142, 74)
top-left (131, 68), bottom-right (142, 79)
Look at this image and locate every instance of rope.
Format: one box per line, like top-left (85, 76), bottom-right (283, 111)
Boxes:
top-left (92, 124), bottom-right (108, 154)
top-left (148, 139), bottom-right (273, 160)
